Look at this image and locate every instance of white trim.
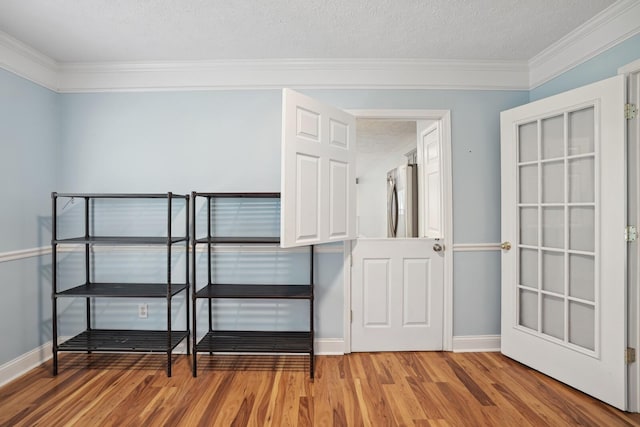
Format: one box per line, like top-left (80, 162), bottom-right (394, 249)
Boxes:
top-left (619, 59), bottom-right (640, 75)
top-left (0, 337), bottom-right (343, 387)
top-left (169, 341), bottom-right (189, 354)
top-left (0, 246), bottom-right (50, 263)
top-left (440, 111), bottom-right (454, 352)
top-left (56, 59), bottom-right (529, 92)
top-left (452, 335), bottom-right (501, 353)
top-left (1, 40), bottom-right (529, 92)
top-left (345, 108), bottom-right (454, 352)
top-left (0, 244), bottom-right (341, 263)
top-left (199, 244), bottom-right (341, 254)
top-left (315, 338), bottom-right (345, 355)
top-left (0, 31), bottom-right (58, 91)
top-left (529, 0), bottom-right (640, 89)
top-left (312, 243), bottom-right (343, 254)
top-left (348, 109), bottom-right (452, 120)
top-left (343, 240), bottom-right (352, 354)
top-left (0, 337), bottom-right (341, 386)
top-left (0, 341), bottom-right (52, 387)
top-left (452, 243), bottom-right (502, 252)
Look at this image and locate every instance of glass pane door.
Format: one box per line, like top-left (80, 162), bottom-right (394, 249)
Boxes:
top-left (516, 106), bottom-right (597, 353)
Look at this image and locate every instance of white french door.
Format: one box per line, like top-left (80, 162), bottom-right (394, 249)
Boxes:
top-left (500, 75), bottom-right (627, 409)
top-left (280, 89), bottom-right (357, 248)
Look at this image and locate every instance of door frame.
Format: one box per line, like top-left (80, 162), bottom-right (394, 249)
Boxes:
top-left (620, 59), bottom-right (640, 412)
top-left (342, 109), bottom-right (453, 352)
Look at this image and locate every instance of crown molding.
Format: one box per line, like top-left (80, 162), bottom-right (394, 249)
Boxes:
top-left (55, 58), bottom-right (529, 92)
top-left (529, 0), bottom-right (640, 89)
top-left (0, 30), bottom-right (58, 91)
top-left (0, 0), bottom-right (638, 93)
top-left (0, 39), bottom-right (529, 91)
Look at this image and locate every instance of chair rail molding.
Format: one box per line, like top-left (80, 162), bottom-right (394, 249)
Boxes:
top-left (452, 243), bottom-right (502, 252)
top-left (0, 246), bottom-right (50, 263)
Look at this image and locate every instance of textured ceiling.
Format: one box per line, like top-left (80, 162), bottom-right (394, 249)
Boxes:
top-left (357, 120), bottom-right (417, 154)
top-left (0, 0), bottom-right (615, 63)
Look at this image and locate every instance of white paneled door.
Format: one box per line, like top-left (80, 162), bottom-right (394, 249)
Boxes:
top-left (500, 75), bottom-right (627, 409)
top-left (351, 239), bottom-right (444, 351)
top-left (417, 121), bottom-right (442, 238)
top-left (280, 89), bottom-right (357, 248)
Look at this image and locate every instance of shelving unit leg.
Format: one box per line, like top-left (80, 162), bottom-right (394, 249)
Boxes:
top-left (310, 245), bottom-right (315, 380)
top-left (84, 197), bottom-right (92, 354)
top-left (191, 192), bottom-right (198, 377)
top-left (185, 196), bottom-right (191, 357)
top-left (51, 193), bottom-right (58, 376)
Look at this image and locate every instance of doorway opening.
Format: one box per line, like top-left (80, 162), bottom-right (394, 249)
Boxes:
top-left (343, 109), bottom-right (453, 353)
top-left (355, 119), bottom-right (440, 239)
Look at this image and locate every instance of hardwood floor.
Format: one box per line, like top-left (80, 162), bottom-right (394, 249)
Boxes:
top-left (1, 351), bottom-right (640, 426)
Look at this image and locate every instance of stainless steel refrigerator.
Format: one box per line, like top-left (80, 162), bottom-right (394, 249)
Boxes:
top-left (387, 164), bottom-right (418, 237)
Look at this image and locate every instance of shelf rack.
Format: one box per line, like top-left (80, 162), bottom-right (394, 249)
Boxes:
top-left (51, 192), bottom-right (190, 377)
top-left (191, 192), bottom-right (314, 378)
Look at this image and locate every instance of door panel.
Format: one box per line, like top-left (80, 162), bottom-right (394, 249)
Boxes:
top-left (403, 258), bottom-right (430, 325)
top-left (418, 122), bottom-right (442, 238)
top-left (500, 75), bottom-right (626, 409)
top-left (296, 154), bottom-right (320, 240)
top-left (281, 89), bottom-right (356, 247)
top-left (352, 239), bottom-right (443, 351)
top-left (329, 160), bottom-right (348, 238)
top-left (363, 258), bottom-right (391, 326)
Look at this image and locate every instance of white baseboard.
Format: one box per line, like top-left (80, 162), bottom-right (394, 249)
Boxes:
top-left (452, 335), bottom-right (501, 353)
top-left (0, 341), bottom-right (53, 387)
top-left (0, 337), bottom-right (345, 387)
top-left (315, 338), bottom-right (345, 355)
top-left (3, 336), bottom-right (502, 386)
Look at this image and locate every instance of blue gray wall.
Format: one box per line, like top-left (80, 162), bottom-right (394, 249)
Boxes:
top-left (0, 68), bottom-right (58, 364)
top-left (58, 88), bottom-right (528, 339)
top-left (3, 32), bottom-right (640, 367)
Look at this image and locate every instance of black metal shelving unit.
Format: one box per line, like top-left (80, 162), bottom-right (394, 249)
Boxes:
top-left (51, 192), bottom-right (190, 377)
top-left (191, 192), bottom-right (314, 378)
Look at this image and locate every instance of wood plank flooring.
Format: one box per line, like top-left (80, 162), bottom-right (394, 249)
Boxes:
top-left (1, 351), bottom-right (640, 426)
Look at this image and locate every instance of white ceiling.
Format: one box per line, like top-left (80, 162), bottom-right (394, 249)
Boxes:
top-left (0, 0), bottom-right (615, 64)
top-left (357, 120), bottom-right (417, 154)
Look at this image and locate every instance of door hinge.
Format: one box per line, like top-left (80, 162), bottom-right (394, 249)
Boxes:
top-left (626, 103), bottom-right (638, 120)
top-left (625, 225), bottom-right (637, 242)
top-left (350, 310), bottom-right (353, 324)
top-left (626, 347), bottom-right (636, 364)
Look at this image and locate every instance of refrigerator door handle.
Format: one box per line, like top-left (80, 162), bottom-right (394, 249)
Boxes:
top-left (387, 177), bottom-right (396, 237)
top-left (389, 181), bottom-right (398, 237)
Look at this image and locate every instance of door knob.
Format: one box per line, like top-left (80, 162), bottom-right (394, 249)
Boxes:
top-left (433, 243), bottom-right (443, 252)
top-left (501, 241), bottom-right (512, 251)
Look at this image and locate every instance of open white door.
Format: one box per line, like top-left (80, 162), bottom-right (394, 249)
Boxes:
top-left (281, 89), bottom-right (357, 248)
top-left (417, 121), bottom-right (442, 238)
top-left (501, 75), bottom-right (627, 409)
